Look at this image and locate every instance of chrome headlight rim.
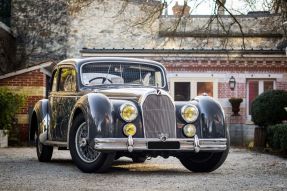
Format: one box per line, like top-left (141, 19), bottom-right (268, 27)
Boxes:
top-left (119, 103), bottom-right (138, 122)
top-left (182, 124), bottom-right (197, 138)
top-left (180, 104), bottom-right (199, 123)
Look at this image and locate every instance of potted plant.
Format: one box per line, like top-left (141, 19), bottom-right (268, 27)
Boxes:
top-left (0, 88), bottom-right (25, 147)
top-left (229, 97), bottom-right (243, 116)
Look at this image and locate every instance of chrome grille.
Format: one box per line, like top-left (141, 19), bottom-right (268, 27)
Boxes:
top-left (142, 94), bottom-right (176, 138)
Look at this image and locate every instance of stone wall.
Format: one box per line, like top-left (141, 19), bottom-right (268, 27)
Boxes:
top-left (67, 0), bottom-right (162, 57)
top-left (67, 1), bottom-right (284, 55)
top-left (9, 0), bottom-right (286, 60)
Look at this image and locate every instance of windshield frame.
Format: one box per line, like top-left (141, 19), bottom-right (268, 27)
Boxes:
top-left (79, 61), bottom-right (167, 89)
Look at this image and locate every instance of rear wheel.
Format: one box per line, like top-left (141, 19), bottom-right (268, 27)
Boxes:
top-left (69, 114), bottom-right (115, 173)
top-left (35, 128), bottom-right (53, 162)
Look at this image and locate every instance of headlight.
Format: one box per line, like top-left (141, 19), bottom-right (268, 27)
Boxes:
top-left (181, 105), bottom-right (199, 123)
top-left (123, 123), bottom-right (137, 136)
top-left (183, 124), bottom-right (196, 137)
top-left (120, 103), bottom-right (138, 122)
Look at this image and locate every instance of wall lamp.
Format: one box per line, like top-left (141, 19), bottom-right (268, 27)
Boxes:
top-left (229, 76), bottom-right (236, 91)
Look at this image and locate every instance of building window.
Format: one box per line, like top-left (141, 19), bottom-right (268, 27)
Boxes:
top-left (170, 77), bottom-right (218, 101)
top-left (247, 79), bottom-right (275, 115)
top-left (197, 82), bottom-right (213, 97)
top-left (174, 82), bottom-right (190, 101)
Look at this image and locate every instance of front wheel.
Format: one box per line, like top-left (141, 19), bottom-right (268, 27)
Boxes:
top-left (178, 150), bottom-right (229, 172)
top-left (132, 156), bottom-right (147, 163)
top-left (69, 114), bottom-right (115, 173)
top-left (179, 131), bottom-right (230, 172)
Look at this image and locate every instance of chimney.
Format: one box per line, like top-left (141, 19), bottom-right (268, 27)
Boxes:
top-left (172, 1), bottom-right (190, 16)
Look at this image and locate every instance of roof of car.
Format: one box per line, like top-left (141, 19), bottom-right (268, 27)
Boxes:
top-left (57, 57), bottom-right (165, 69)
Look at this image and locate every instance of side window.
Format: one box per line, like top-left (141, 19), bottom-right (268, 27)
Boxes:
top-left (58, 68), bottom-right (77, 92)
top-left (51, 69), bottom-right (58, 92)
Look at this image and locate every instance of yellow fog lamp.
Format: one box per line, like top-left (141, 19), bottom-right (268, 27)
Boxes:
top-left (123, 123), bottom-right (137, 136)
top-left (183, 124), bottom-right (196, 138)
top-left (120, 103), bottom-right (138, 122)
top-left (181, 105), bottom-right (199, 123)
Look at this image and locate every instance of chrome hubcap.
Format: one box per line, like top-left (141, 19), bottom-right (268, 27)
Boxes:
top-left (80, 138), bottom-right (87, 147)
top-left (75, 122), bottom-right (99, 163)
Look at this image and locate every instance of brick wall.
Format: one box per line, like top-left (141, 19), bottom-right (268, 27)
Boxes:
top-left (0, 69), bottom-right (46, 143)
top-left (276, 81), bottom-right (287, 91)
top-left (218, 82), bottom-right (246, 99)
top-left (165, 57), bottom-right (287, 125)
top-left (163, 58), bottom-right (287, 73)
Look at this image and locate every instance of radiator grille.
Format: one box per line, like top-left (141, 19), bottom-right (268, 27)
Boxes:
top-left (142, 94), bottom-right (176, 138)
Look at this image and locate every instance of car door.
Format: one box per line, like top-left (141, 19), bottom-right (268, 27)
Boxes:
top-left (51, 66), bottom-right (78, 141)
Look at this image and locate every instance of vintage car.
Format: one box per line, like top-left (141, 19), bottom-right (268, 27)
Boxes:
top-left (31, 57), bottom-right (229, 173)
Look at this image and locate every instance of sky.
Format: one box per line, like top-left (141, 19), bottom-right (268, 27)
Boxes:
top-left (163, 0), bottom-right (272, 15)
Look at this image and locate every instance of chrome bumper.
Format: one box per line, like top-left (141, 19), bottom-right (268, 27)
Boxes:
top-left (94, 135), bottom-right (227, 153)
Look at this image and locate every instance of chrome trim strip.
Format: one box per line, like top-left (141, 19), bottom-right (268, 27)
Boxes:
top-left (94, 137), bottom-right (227, 151)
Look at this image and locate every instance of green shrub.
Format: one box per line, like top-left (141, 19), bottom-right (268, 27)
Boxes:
top-left (0, 88), bottom-right (26, 132)
top-left (267, 124), bottom-right (287, 151)
top-left (251, 90), bottom-right (287, 127)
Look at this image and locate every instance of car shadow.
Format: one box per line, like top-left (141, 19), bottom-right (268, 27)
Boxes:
top-left (47, 158), bottom-right (221, 175)
top-left (109, 159), bottom-right (191, 175)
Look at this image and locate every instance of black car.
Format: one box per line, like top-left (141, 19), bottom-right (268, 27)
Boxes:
top-left (31, 57), bottom-right (229, 173)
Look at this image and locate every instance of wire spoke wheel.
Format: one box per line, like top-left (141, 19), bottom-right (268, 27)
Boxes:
top-left (75, 122), bottom-right (99, 163)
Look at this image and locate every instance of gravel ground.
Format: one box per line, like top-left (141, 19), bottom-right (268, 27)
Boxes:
top-left (0, 147), bottom-right (286, 191)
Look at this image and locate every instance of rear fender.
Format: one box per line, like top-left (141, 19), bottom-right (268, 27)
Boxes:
top-left (30, 99), bottom-right (49, 144)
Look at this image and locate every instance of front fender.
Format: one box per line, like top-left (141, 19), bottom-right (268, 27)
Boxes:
top-left (31, 99), bottom-right (49, 143)
top-left (195, 96), bottom-right (226, 138)
top-left (68, 93), bottom-right (114, 142)
top-left (175, 96), bottom-right (226, 139)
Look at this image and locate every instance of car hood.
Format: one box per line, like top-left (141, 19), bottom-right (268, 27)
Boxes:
top-left (94, 87), bottom-right (166, 101)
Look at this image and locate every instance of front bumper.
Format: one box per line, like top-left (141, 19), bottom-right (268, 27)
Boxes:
top-left (94, 135), bottom-right (227, 153)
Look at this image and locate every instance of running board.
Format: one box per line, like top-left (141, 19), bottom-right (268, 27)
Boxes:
top-left (44, 141), bottom-right (67, 147)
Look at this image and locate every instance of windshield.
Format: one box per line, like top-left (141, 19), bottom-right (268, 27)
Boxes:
top-left (80, 62), bottom-right (164, 87)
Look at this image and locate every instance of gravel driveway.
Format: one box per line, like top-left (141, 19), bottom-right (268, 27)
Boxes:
top-left (0, 147), bottom-right (286, 191)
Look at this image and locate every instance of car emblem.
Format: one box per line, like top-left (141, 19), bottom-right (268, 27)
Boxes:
top-left (159, 133), bottom-right (168, 142)
top-left (156, 89), bottom-right (161, 95)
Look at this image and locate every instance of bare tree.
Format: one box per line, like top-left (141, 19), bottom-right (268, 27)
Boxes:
top-left (11, 0), bottom-right (70, 68)
top-left (117, 0), bottom-right (287, 49)
top-left (1, 0), bottom-right (286, 74)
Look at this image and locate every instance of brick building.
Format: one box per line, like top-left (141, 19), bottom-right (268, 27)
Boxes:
top-left (0, 62), bottom-right (53, 142)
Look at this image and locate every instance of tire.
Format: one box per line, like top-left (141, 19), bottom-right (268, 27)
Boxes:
top-left (132, 156), bottom-right (147, 163)
top-left (35, 128), bottom-right (53, 162)
top-left (69, 114), bottom-right (115, 173)
top-left (179, 130), bottom-right (230, 173)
